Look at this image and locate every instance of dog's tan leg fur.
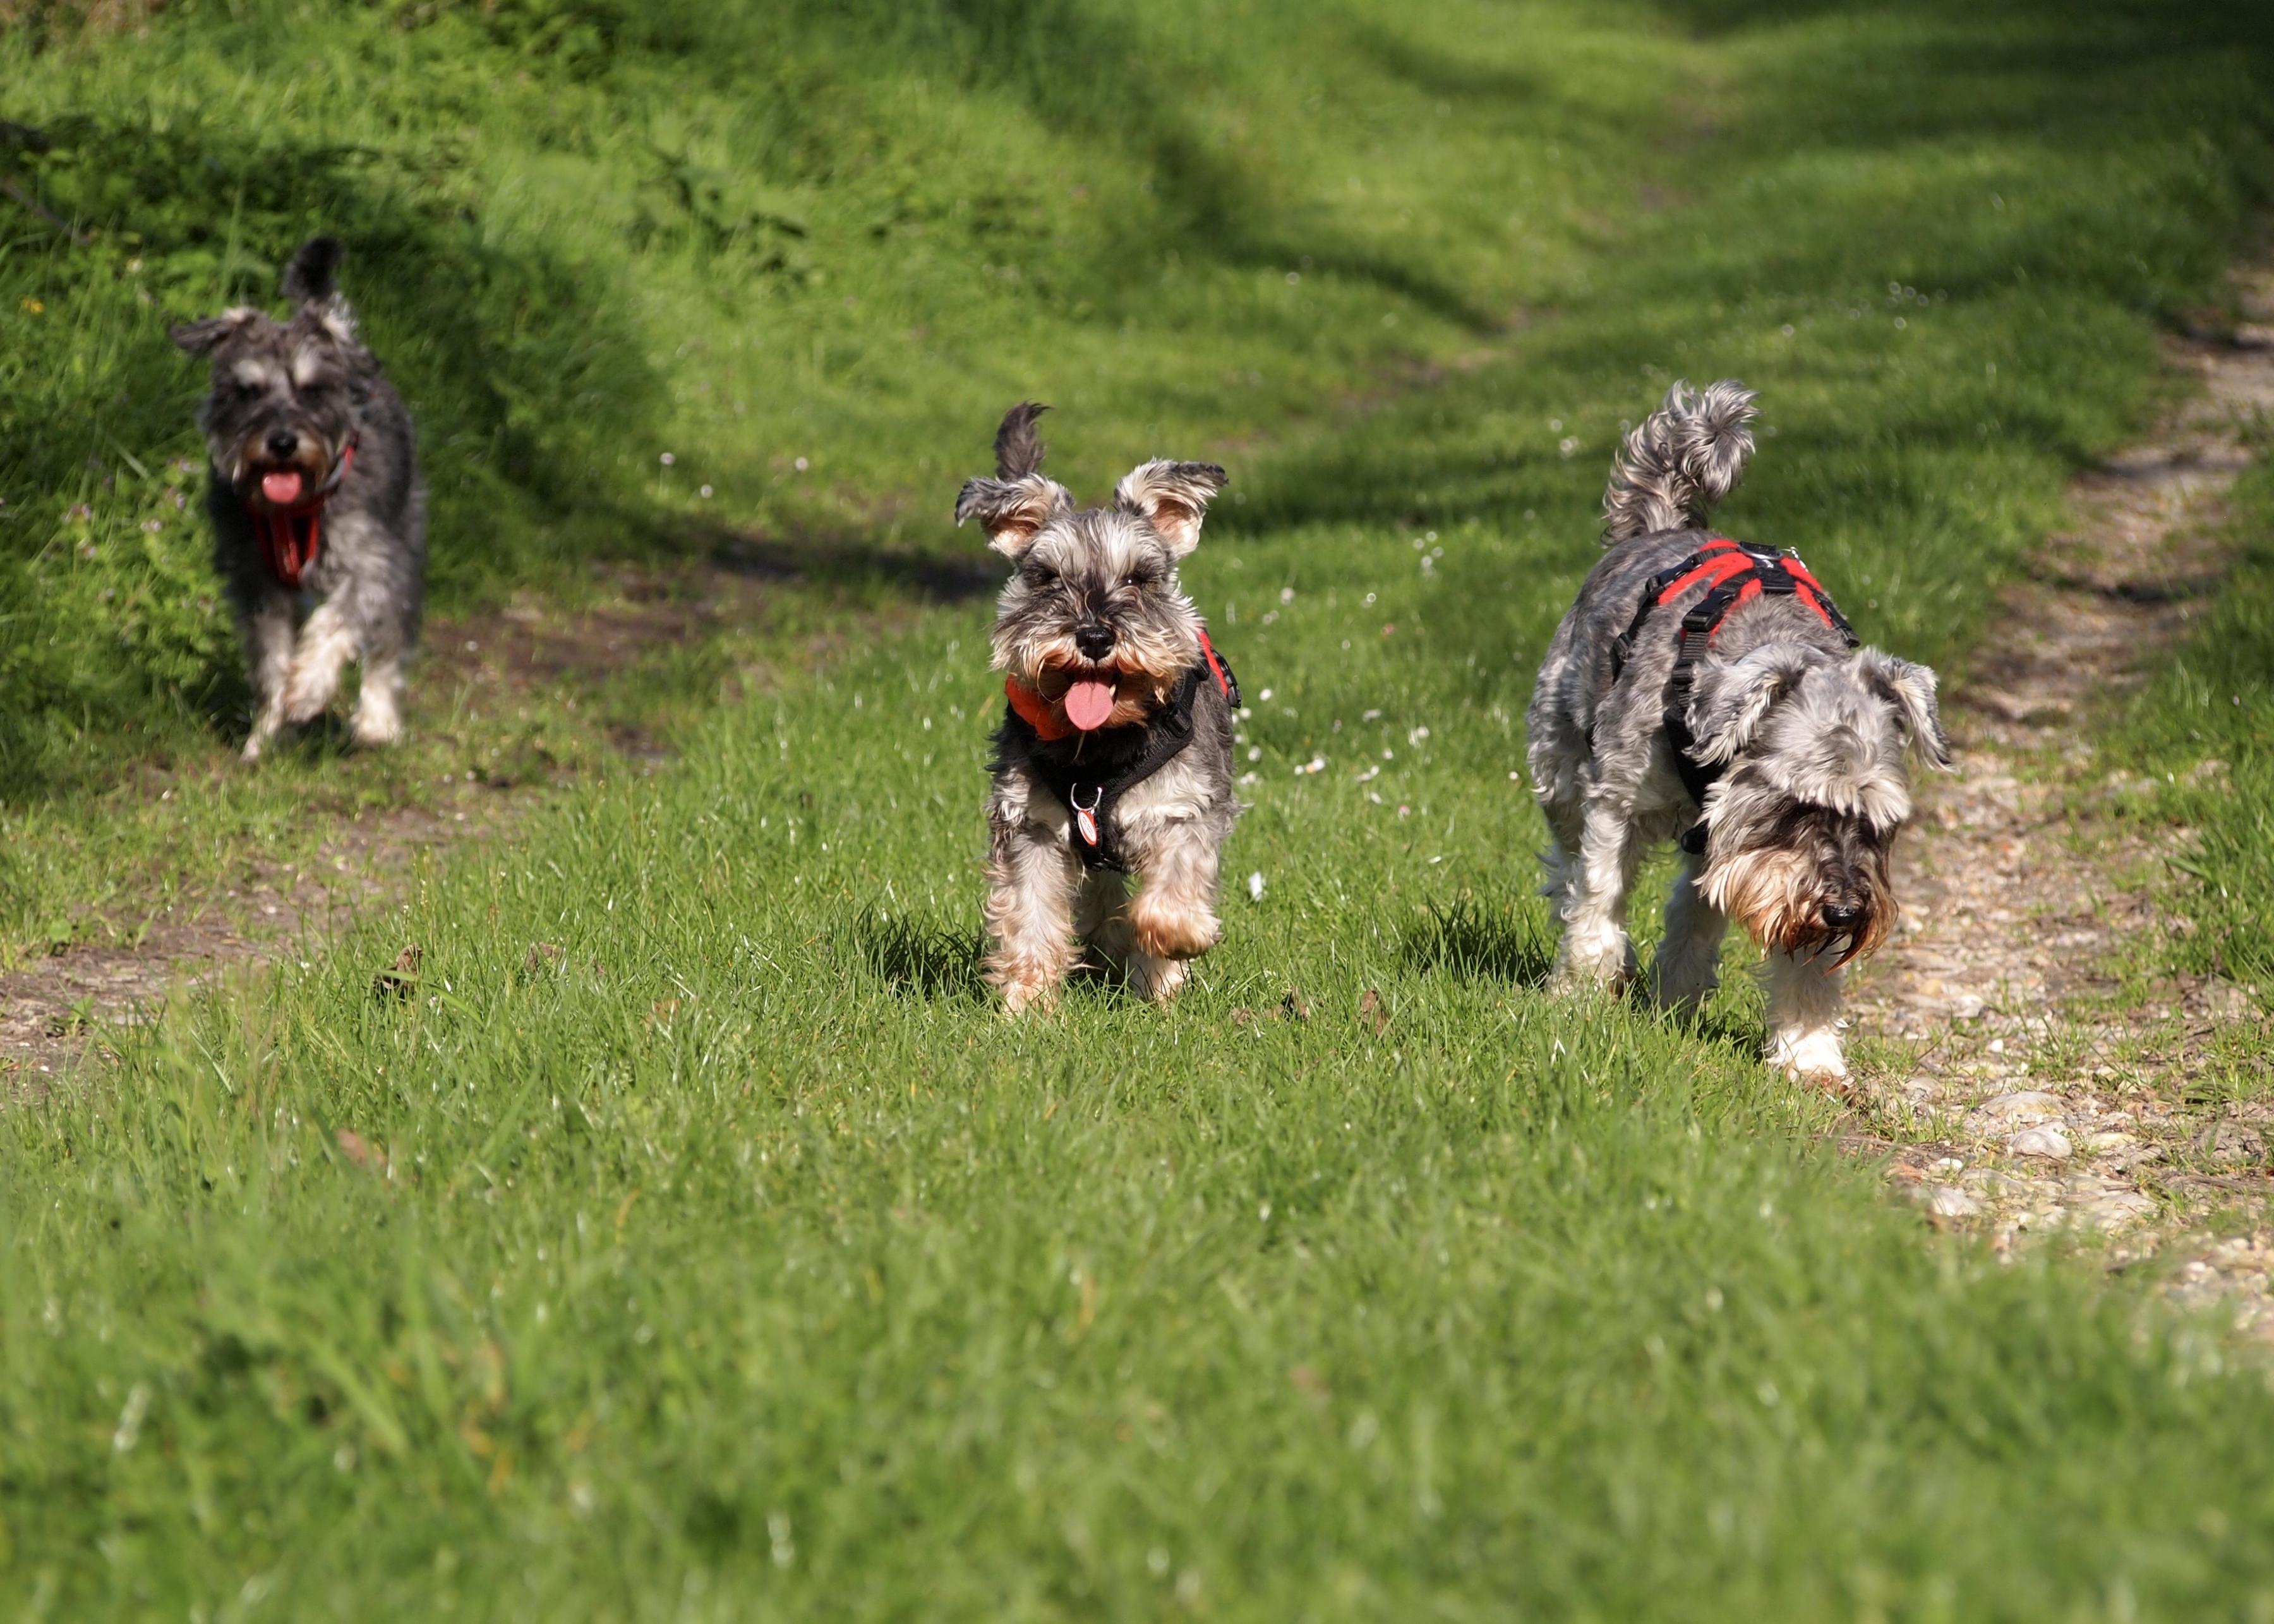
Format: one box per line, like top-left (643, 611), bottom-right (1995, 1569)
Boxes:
top-left (985, 817), bottom-right (1084, 1014)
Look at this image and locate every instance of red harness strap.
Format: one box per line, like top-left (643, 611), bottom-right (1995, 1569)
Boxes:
top-left (1651, 536), bottom-right (1841, 641)
top-left (252, 442), bottom-right (354, 590)
top-left (1198, 629), bottom-right (1234, 702)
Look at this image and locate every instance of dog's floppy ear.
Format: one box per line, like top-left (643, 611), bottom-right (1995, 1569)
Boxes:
top-left (1854, 647), bottom-right (1952, 768)
top-left (169, 309), bottom-right (256, 357)
top-left (1114, 459), bottom-right (1227, 558)
top-left (956, 474), bottom-right (1071, 560)
top-left (1687, 640), bottom-right (1820, 765)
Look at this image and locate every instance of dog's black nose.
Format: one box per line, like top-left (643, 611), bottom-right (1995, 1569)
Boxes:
top-left (1073, 623), bottom-right (1116, 660)
top-left (265, 429), bottom-right (300, 459)
top-left (1821, 902), bottom-right (1865, 930)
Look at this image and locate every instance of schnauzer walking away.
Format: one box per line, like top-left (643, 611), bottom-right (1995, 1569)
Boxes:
top-left (1525, 380), bottom-right (1949, 1084)
top-left (172, 236), bottom-right (425, 762)
top-left (958, 404), bottom-right (1242, 1013)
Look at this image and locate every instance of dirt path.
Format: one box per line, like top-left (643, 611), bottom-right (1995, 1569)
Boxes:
top-left (0, 564), bottom-right (793, 1088)
top-left (1850, 258), bottom-right (2274, 1337)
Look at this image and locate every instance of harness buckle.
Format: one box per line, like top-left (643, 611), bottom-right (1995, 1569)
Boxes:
top-left (1757, 562), bottom-right (1798, 594)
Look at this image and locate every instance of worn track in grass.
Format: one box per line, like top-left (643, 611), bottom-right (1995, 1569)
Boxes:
top-left (0, 567), bottom-right (783, 1090)
top-left (1850, 256), bottom-right (2274, 1337)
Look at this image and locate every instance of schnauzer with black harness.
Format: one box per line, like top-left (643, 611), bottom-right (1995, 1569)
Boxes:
top-left (958, 404), bottom-right (1242, 1013)
top-left (1525, 380), bottom-right (1950, 1084)
top-left (172, 236), bottom-right (426, 762)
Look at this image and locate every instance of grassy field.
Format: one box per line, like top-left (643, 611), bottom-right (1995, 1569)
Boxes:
top-left (2118, 428), bottom-right (2274, 1001)
top-left (6, 0), bottom-right (2274, 1616)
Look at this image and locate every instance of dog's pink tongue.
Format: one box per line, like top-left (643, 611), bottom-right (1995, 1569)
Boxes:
top-left (1064, 678), bottom-right (1117, 731)
top-left (261, 469), bottom-right (304, 506)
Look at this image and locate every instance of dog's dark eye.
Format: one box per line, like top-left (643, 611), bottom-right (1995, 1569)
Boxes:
top-left (1122, 569), bottom-right (1157, 588)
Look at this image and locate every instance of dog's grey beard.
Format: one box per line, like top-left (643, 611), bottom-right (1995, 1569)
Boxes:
top-left (1602, 378), bottom-right (1758, 544)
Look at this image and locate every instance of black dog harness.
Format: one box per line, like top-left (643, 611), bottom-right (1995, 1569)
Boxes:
top-left (1609, 537), bottom-right (1858, 852)
top-left (1004, 634), bottom-right (1240, 872)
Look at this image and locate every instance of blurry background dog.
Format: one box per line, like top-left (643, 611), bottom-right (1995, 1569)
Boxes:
top-left (171, 236), bottom-right (425, 762)
top-left (958, 404), bottom-right (1241, 1012)
top-left (1525, 380), bottom-right (1949, 1084)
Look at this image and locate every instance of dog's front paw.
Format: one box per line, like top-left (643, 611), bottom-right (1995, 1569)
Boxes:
top-left (349, 707), bottom-right (405, 749)
top-left (1126, 953), bottom-right (1192, 1005)
top-left (1128, 894), bottom-right (1219, 961)
top-left (1766, 1028), bottom-right (1850, 1090)
top-left (997, 971), bottom-right (1063, 1017)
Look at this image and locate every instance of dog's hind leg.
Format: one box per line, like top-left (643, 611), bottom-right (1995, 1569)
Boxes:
top-left (1764, 946), bottom-right (1848, 1085)
top-left (1650, 852), bottom-right (1728, 1015)
top-left (239, 594), bottom-right (296, 763)
top-left (985, 816), bottom-right (1084, 1014)
top-left (1551, 795), bottom-right (1640, 992)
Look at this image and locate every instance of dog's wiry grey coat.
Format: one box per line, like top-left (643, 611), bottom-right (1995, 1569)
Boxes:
top-left (1527, 379), bottom-right (1949, 1083)
top-left (957, 404), bottom-right (1240, 1012)
top-left (172, 235), bottom-right (426, 761)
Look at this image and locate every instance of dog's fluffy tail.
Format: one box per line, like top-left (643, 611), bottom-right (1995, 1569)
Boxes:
top-left (282, 236), bottom-right (346, 304)
top-left (1600, 378), bottom-right (1757, 544)
top-left (993, 401), bottom-right (1049, 479)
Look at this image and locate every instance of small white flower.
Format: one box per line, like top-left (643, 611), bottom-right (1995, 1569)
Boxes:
top-left (1559, 436), bottom-right (1580, 458)
top-left (699, 484), bottom-right (713, 498)
top-left (793, 455), bottom-right (809, 471)
top-left (1259, 688), bottom-right (1274, 702)
top-left (1248, 872), bottom-right (1265, 901)
top-left (1248, 746), bottom-right (1262, 761)
top-left (1362, 708), bottom-right (1382, 722)
top-left (1408, 725), bottom-right (1430, 745)
top-left (659, 452), bottom-right (675, 466)
top-left (1279, 586), bottom-right (1294, 604)
top-left (1355, 765), bottom-right (1380, 783)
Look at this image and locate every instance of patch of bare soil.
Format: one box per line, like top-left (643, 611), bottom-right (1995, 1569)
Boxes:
top-left (1849, 257), bottom-right (2274, 1340)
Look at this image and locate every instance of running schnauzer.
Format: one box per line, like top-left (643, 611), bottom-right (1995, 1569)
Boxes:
top-left (1525, 380), bottom-right (1949, 1085)
top-left (172, 236), bottom-right (426, 762)
top-left (957, 404), bottom-right (1242, 1013)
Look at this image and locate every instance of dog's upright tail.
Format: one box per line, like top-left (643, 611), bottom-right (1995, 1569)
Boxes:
top-left (1600, 378), bottom-right (1757, 545)
top-left (281, 236), bottom-right (346, 304)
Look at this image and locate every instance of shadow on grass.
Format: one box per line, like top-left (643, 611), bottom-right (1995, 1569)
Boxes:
top-left (1400, 898), bottom-right (1556, 987)
top-left (853, 912), bottom-right (988, 1002)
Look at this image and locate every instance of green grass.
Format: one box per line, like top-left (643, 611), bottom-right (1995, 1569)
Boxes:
top-left (6, 0), bottom-right (2274, 1616)
top-left (2114, 423), bottom-right (2274, 1005)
